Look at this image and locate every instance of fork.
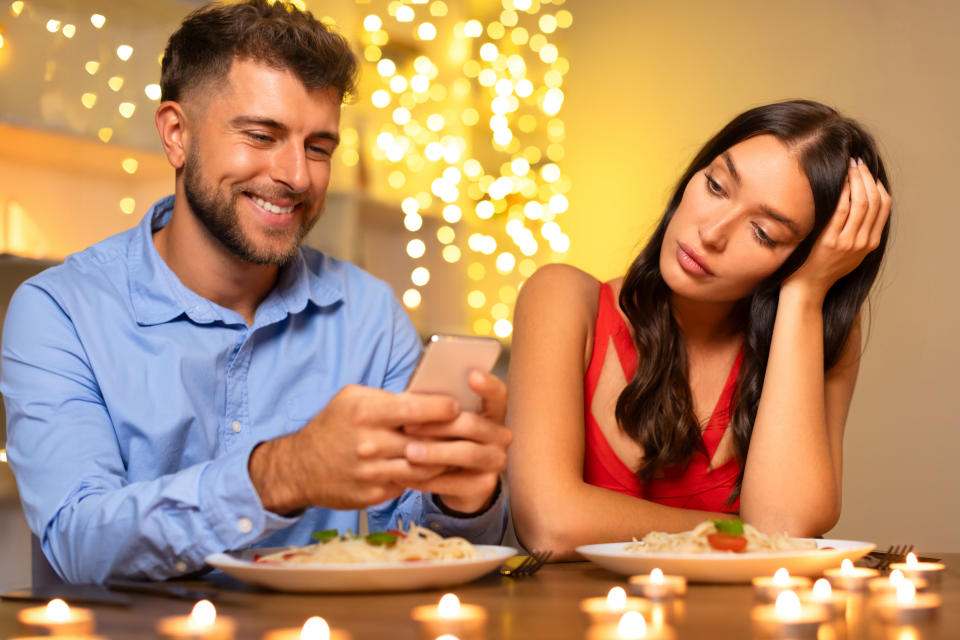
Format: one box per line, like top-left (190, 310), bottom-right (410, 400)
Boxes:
top-left (498, 550), bottom-right (552, 577)
top-left (863, 544), bottom-right (915, 571)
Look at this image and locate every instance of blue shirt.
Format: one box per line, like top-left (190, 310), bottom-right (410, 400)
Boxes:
top-left (1, 196), bottom-right (506, 583)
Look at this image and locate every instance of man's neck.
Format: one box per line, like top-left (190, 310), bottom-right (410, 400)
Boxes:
top-left (153, 193), bottom-right (279, 326)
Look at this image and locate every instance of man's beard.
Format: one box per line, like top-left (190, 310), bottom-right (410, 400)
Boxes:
top-left (182, 146), bottom-right (319, 266)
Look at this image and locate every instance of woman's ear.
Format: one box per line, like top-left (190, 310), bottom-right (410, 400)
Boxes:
top-left (155, 101), bottom-right (188, 170)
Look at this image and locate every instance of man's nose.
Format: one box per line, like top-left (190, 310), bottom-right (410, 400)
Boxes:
top-left (271, 143), bottom-right (310, 193)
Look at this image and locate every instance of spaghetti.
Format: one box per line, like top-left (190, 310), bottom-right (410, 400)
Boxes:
top-left (625, 520), bottom-right (817, 554)
top-left (254, 522), bottom-right (478, 565)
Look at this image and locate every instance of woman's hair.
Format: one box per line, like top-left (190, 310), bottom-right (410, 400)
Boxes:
top-left (615, 100), bottom-right (890, 501)
top-left (161, 0), bottom-right (358, 104)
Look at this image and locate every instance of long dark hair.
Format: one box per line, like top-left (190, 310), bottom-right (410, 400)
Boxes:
top-left (615, 100), bottom-right (890, 501)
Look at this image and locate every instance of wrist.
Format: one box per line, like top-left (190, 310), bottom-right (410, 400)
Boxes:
top-left (779, 278), bottom-right (827, 311)
top-left (248, 436), bottom-right (307, 515)
top-left (432, 478), bottom-right (501, 518)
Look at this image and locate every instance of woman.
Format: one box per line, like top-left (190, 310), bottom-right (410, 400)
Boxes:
top-left (506, 100), bottom-right (891, 559)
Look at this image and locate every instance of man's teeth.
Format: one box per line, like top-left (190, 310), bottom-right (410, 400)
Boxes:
top-left (251, 195), bottom-right (295, 215)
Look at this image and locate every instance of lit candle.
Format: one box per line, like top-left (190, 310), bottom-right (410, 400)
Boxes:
top-left (261, 616), bottom-right (352, 640)
top-left (868, 569), bottom-right (929, 596)
top-left (580, 586), bottom-right (651, 626)
top-left (798, 578), bottom-right (847, 619)
top-left (753, 568), bottom-right (813, 602)
top-left (17, 599), bottom-right (95, 635)
top-left (823, 558), bottom-right (879, 592)
top-left (585, 610), bottom-right (676, 640)
top-left (410, 593), bottom-right (486, 640)
top-left (628, 568), bottom-right (687, 600)
top-left (751, 590), bottom-right (829, 638)
top-left (888, 552), bottom-right (945, 589)
top-left (870, 579), bottom-right (942, 625)
top-left (156, 600), bottom-right (236, 639)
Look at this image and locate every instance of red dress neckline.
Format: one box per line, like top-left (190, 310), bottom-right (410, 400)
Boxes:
top-left (582, 281), bottom-right (742, 512)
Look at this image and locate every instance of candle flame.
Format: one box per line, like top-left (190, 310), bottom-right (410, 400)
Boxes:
top-left (812, 578), bottom-right (832, 600)
top-left (46, 599), bottom-right (70, 622)
top-left (188, 600), bottom-right (216, 629)
top-left (616, 610), bottom-right (647, 639)
top-left (435, 636), bottom-right (460, 640)
top-left (905, 552), bottom-right (919, 567)
top-left (650, 568), bottom-right (664, 584)
top-left (840, 558), bottom-right (855, 576)
top-left (606, 586), bottom-right (627, 610)
top-left (437, 593), bottom-right (460, 617)
top-left (772, 568), bottom-right (790, 585)
top-left (896, 628), bottom-right (920, 640)
top-left (896, 579), bottom-right (916, 604)
top-left (301, 616), bottom-right (330, 640)
top-left (775, 590), bottom-right (801, 620)
top-left (889, 569), bottom-right (905, 585)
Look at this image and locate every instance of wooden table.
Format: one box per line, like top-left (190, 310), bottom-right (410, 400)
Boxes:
top-left (2, 554), bottom-right (957, 639)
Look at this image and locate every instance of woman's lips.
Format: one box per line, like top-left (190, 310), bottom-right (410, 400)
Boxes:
top-left (676, 242), bottom-right (714, 276)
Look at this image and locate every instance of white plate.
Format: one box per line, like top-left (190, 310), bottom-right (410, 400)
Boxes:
top-left (206, 545), bottom-right (517, 592)
top-left (576, 539), bottom-right (875, 583)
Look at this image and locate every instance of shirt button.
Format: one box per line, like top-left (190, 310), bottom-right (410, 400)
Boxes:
top-left (231, 421), bottom-right (242, 433)
top-left (175, 561), bottom-right (188, 573)
top-left (430, 522), bottom-right (443, 532)
top-left (237, 517), bottom-right (253, 534)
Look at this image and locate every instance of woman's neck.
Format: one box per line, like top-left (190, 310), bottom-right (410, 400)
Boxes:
top-left (669, 293), bottom-right (743, 348)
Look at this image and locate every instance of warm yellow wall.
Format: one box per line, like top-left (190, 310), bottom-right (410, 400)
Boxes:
top-left (561, 0), bottom-right (959, 549)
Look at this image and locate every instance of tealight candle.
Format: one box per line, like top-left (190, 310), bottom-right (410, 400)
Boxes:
top-left (751, 590), bottom-right (829, 638)
top-left (870, 580), bottom-right (942, 625)
top-left (17, 599), bottom-right (96, 636)
top-left (888, 553), bottom-right (945, 589)
top-left (823, 559), bottom-right (879, 592)
top-left (628, 568), bottom-right (687, 600)
top-left (753, 568), bottom-right (813, 602)
top-left (798, 578), bottom-right (847, 619)
top-left (410, 593), bottom-right (486, 640)
top-left (580, 586), bottom-right (651, 625)
top-left (156, 600), bottom-right (236, 640)
top-left (261, 616), bottom-right (352, 640)
top-left (868, 569), bottom-right (929, 597)
top-left (585, 610), bottom-right (676, 640)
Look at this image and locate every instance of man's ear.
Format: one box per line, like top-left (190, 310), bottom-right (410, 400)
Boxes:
top-left (155, 101), bottom-right (189, 170)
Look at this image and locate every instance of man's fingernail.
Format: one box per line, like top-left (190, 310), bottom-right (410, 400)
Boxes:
top-left (849, 158), bottom-right (857, 168)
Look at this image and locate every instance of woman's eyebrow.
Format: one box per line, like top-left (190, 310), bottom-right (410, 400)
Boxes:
top-left (721, 151), bottom-right (802, 236)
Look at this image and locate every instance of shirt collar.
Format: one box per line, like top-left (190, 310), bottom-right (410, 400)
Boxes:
top-left (128, 196), bottom-right (343, 327)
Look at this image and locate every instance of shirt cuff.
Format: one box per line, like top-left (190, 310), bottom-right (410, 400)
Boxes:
top-left (421, 480), bottom-right (507, 545)
top-left (199, 439), bottom-right (301, 551)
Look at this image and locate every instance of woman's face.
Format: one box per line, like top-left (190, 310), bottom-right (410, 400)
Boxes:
top-left (660, 134), bottom-right (816, 305)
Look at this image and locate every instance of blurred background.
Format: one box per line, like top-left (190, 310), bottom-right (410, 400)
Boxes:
top-left (0, 0), bottom-right (956, 589)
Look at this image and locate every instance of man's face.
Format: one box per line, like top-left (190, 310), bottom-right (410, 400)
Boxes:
top-left (181, 59), bottom-right (341, 266)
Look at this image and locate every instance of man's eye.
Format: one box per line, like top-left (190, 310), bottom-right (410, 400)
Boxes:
top-left (246, 132), bottom-right (272, 142)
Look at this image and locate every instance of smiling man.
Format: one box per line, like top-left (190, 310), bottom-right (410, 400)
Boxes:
top-left (1, 0), bottom-right (510, 583)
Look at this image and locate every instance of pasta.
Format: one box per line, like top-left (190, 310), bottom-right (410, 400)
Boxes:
top-left (253, 522), bottom-right (478, 564)
top-left (624, 520), bottom-right (817, 554)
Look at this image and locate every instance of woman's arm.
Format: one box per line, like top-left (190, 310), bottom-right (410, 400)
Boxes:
top-left (739, 159), bottom-right (891, 536)
top-left (507, 264), bottom-right (728, 559)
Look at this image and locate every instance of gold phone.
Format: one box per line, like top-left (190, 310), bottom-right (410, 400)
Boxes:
top-left (405, 334), bottom-right (502, 413)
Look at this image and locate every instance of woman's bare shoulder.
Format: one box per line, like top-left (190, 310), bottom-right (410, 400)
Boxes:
top-left (517, 264), bottom-right (603, 317)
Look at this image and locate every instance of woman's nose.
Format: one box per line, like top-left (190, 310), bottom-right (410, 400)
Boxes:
top-left (698, 211), bottom-right (736, 251)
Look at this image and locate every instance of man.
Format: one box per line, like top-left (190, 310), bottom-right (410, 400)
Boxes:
top-left (1, 0), bottom-right (511, 583)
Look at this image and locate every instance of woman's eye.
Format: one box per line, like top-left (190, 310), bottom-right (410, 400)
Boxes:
top-left (751, 223), bottom-right (776, 248)
top-left (705, 173), bottom-right (725, 196)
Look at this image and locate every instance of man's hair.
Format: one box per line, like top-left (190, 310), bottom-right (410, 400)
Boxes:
top-left (160, 0), bottom-right (358, 104)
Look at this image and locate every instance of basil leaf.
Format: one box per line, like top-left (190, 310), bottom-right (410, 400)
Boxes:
top-left (712, 519), bottom-right (745, 536)
top-left (365, 532), bottom-right (399, 546)
top-left (311, 529), bottom-right (340, 542)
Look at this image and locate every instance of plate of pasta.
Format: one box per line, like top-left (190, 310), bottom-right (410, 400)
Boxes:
top-left (205, 524), bottom-right (517, 592)
top-left (576, 521), bottom-right (874, 583)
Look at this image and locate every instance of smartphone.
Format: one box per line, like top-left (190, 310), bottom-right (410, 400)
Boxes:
top-left (405, 334), bottom-right (502, 413)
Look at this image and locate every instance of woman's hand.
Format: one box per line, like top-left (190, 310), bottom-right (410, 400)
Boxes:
top-left (784, 158), bottom-right (891, 301)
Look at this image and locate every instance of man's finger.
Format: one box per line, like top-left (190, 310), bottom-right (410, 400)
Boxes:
top-left (404, 439), bottom-right (507, 472)
top-left (336, 385), bottom-right (460, 429)
top-left (403, 414), bottom-right (513, 446)
top-left (467, 370), bottom-right (507, 422)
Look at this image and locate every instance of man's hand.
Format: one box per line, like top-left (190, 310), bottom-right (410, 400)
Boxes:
top-left (248, 385), bottom-right (459, 514)
top-left (402, 370), bottom-right (512, 514)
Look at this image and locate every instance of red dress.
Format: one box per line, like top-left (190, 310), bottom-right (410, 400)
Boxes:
top-left (582, 282), bottom-right (742, 513)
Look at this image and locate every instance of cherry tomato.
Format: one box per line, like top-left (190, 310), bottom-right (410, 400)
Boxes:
top-left (707, 532), bottom-right (748, 552)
